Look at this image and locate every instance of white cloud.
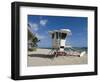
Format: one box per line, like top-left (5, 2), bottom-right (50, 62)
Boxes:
top-left (29, 22), bottom-right (39, 31)
top-left (36, 33), bottom-right (45, 39)
top-left (40, 19), bottom-right (48, 26)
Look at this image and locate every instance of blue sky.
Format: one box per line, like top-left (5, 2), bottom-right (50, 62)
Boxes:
top-left (28, 15), bottom-right (88, 48)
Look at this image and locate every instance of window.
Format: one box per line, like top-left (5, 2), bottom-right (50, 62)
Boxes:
top-left (61, 33), bottom-right (67, 39)
top-left (59, 32), bottom-right (61, 39)
top-left (52, 33), bottom-right (54, 39)
top-left (56, 32), bottom-right (58, 39)
top-left (60, 46), bottom-right (64, 48)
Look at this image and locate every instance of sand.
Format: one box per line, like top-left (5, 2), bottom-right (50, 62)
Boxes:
top-left (27, 48), bottom-right (88, 66)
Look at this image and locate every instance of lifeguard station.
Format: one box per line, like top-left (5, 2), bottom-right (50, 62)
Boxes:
top-left (49, 29), bottom-right (85, 57)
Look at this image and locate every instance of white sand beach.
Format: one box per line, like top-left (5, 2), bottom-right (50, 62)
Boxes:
top-left (27, 48), bottom-right (88, 66)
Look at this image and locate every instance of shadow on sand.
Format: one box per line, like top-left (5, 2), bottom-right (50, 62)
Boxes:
top-left (28, 54), bottom-right (55, 59)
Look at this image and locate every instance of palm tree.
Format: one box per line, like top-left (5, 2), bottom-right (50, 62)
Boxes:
top-left (28, 24), bottom-right (40, 51)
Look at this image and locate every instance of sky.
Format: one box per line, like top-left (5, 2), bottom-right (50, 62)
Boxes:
top-left (28, 15), bottom-right (88, 48)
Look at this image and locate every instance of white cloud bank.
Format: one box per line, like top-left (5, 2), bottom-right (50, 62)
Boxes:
top-left (28, 18), bottom-right (48, 39)
top-left (40, 19), bottom-right (48, 26)
top-left (36, 33), bottom-right (45, 39)
top-left (28, 19), bottom-right (48, 32)
top-left (29, 22), bottom-right (39, 32)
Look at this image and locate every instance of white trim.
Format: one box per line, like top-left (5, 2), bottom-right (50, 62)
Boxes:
top-left (20, 6), bottom-right (94, 76)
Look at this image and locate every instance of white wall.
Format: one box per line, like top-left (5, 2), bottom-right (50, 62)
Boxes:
top-left (0, 0), bottom-right (99, 81)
